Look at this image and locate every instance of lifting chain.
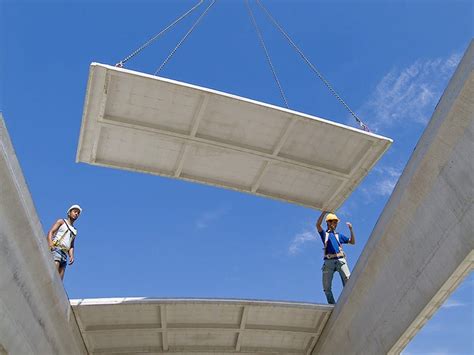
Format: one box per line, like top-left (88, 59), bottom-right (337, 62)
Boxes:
top-left (155, 0), bottom-right (217, 75)
top-left (245, 0), bottom-right (289, 108)
top-left (255, 0), bottom-right (371, 132)
top-left (115, 0), bottom-right (205, 68)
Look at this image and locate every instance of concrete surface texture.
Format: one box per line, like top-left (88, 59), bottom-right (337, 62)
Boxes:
top-left (71, 298), bottom-right (332, 354)
top-left (312, 41), bottom-right (474, 355)
top-left (0, 115), bottom-right (87, 354)
top-left (76, 63), bottom-right (392, 211)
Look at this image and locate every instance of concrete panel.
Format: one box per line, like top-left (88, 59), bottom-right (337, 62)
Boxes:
top-left (313, 41), bottom-right (474, 355)
top-left (71, 298), bottom-right (332, 354)
top-left (76, 63), bottom-right (392, 210)
top-left (0, 115), bottom-right (87, 354)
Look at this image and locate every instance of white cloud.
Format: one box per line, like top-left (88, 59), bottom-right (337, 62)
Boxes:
top-left (361, 165), bottom-right (402, 199)
top-left (374, 178), bottom-right (397, 197)
top-left (195, 205), bottom-right (230, 229)
top-left (358, 53), bottom-right (461, 131)
top-left (441, 299), bottom-right (467, 309)
top-left (336, 202), bottom-right (355, 219)
top-left (373, 166), bottom-right (402, 197)
top-left (403, 349), bottom-right (452, 355)
top-left (289, 229), bottom-right (318, 255)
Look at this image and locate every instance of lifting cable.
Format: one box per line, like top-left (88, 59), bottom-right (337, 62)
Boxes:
top-left (155, 0), bottom-right (217, 75)
top-left (255, 0), bottom-right (371, 132)
top-left (115, 0), bottom-right (205, 68)
top-left (245, 0), bottom-right (289, 109)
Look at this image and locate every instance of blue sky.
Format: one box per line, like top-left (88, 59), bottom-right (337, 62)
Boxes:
top-left (1, 0), bottom-right (472, 353)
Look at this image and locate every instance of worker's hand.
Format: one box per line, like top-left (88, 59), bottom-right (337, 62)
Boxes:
top-left (346, 222), bottom-right (353, 230)
top-left (69, 256), bottom-right (74, 265)
top-left (49, 243), bottom-right (55, 251)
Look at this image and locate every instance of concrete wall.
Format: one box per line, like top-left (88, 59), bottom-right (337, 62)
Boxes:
top-left (313, 41), bottom-right (474, 355)
top-left (0, 115), bottom-right (87, 354)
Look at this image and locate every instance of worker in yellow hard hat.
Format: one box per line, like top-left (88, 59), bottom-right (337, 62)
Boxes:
top-left (316, 211), bottom-right (356, 304)
top-left (47, 204), bottom-right (82, 281)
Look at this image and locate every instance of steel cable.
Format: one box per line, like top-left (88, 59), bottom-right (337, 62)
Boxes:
top-left (155, 0), bottom-right (217, 75)
top-left (255, 0), bottom-right (370, 132)
top-left (245, 0), bottom-right (289, 108)
top-left (116, 0), bottom-right (204, 68)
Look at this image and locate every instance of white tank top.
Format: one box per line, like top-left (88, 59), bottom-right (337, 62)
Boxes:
top-left (53, 220), bottom-right (77, 251)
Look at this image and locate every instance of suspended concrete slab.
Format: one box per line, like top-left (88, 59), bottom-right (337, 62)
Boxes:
top-left (71, 298), bottom-right (332, 354)
top-left (77, 63), bottom-right (392, 210)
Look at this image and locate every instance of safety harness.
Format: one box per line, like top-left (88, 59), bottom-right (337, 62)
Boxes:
top-left (324, 231), bottom-right (345, 260)
top-left (52, 219), bottom-right (77, 251)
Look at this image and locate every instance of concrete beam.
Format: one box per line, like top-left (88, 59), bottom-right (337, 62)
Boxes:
top-left (313, 41), bottom-right (474, 355)
top-left (0, 115), bottom-right (87, 354)
top-left (235, 306), bottom-right (248, 351)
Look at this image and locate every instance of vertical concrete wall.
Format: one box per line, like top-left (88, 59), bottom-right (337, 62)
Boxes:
top-left (0, 115), bottom-right (87, 354)
top-left (313, 41), bottom-right (473, 355)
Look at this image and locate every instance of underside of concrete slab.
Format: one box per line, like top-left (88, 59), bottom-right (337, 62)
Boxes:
top-left (71, 298), bottom-right (332, 355)
top-left (312, 41), bottom-right (474, 355)
top-left (76, 63), bottom-right (392, 211)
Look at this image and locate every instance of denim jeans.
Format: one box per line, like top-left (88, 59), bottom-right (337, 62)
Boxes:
top-left (322, 257), bottom-right (351, 304)
top-left (51, 247), bottom-right (68, 269)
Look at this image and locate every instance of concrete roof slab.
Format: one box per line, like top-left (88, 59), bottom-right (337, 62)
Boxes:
top-left (71, 298), bottom-right (332, 354)
top-left (77, 63), bottom-right (392, 210)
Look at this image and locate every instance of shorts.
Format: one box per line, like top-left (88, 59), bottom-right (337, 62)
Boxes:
top-left (51, 247), bottom-right (68, 269)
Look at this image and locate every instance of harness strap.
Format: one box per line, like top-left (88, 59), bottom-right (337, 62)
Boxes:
top-left (63, 219), bottom-right (77, 245)
top-left (324, 231), bottom-right (343, 256)
top-left (325, 252), bottom-right (345, 260)
top-left (53, 219), bottom-right (76, 250)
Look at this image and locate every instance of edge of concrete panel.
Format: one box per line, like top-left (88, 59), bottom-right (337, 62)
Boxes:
top-left (313, 40), bottom-right (474, 354)
top-left (0, 115), bottom-right (87, 354)
top-left (70, 297), bottom-right (335, 310)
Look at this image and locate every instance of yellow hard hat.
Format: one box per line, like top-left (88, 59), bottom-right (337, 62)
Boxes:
top-left (325, 213), bottom-right (339, 222)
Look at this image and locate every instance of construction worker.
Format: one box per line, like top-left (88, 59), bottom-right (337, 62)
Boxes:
top-left (47, 204), bottom-right (82, 281)
top-left (316, 211), bottom-right (355, 304)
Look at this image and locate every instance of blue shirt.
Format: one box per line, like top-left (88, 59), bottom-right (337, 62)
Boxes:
top-left (319, 230), bottom-right (350, 255)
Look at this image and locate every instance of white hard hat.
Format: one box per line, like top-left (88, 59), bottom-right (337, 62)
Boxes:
top-left (67, 204), bottom-right (82, 214)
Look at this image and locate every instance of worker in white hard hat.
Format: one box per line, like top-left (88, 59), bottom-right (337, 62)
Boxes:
top-left (47, 204), bottom-right (82, 281)
top-left (316, 211), bottom-right (355, 304)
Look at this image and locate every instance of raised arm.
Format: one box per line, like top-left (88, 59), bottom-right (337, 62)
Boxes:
top-left (316, 211), bottom-right (328, 233)
top-left (346, 222), bottom-right (356, 244)
top-left (47, 219), bottom-right (64, 250)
